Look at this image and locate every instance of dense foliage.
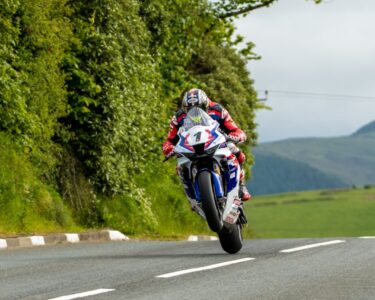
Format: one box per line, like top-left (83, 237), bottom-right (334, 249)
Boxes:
top-left (0, 0), bottom-right (262, 235)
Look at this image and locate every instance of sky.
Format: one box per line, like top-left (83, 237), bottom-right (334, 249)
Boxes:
top-left (234, 0), bottom-right (375, 143)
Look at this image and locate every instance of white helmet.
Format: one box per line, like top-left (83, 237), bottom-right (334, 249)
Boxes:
top-left (181, 88), bottom-right (209, 112)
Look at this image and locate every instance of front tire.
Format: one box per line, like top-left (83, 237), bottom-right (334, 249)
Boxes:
top-left (198, 171), bottom-right (223, 232)
top-left (218, 223), bottom-right (243, 254)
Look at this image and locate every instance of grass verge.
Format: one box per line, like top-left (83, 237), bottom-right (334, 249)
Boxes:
top-left (243, 187), bottom-right (375, 238)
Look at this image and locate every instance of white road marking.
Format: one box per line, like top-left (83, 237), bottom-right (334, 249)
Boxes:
top-left (65, 234), bottom-right (80, 243)
top-left (359, 236), bottom-right (375, 239)
top-left (48, 289), bottom-right (115, 300)
top-left (107, 230), bottom-right (130, 241)
top-left (187, 235), bottom-right (218, 241)
top-left (29, 236), bottom-right (45, 246)
top-left (0, 239), bottom-right (7, 249)
top-left (156, 257), bottom-right (255, 278)
top-left (187, 235), bottom-right (198, 241)
top-left (280, 240), bottom-right (346, 253)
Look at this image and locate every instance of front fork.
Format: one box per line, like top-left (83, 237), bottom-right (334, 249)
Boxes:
top-left (178, 157), bottom-right (242, 225)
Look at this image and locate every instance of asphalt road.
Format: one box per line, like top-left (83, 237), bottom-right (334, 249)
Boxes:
top-left (0, 237), bottom-right (374, 300)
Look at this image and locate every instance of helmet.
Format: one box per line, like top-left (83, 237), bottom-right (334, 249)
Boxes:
top-left (182, 88), bottom-right (209, 112)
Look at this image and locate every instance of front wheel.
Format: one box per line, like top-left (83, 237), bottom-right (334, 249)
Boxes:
top-left (218, 223), bottom-right (243, 254)
top-left (198, 171), bottom-right (223, 233)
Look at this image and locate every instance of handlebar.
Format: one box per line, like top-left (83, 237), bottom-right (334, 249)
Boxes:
top-left (163, 152), bottom-right (176, 162)
top-left (223, 133), bottom-right (237, 144)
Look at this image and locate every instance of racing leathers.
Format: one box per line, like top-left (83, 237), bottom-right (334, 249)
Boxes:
top-left (162, 99), bottom-right (251, 202)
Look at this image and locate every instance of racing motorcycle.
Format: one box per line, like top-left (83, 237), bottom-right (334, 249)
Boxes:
top-left (165, 107), bottom-right (247, 254)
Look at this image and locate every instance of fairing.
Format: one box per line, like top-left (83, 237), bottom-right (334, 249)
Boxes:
top-left (174, 107), bottom-right (241, 226)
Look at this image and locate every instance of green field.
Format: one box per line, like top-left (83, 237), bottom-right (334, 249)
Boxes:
top-left (243, 187), bottom-right (375, 238)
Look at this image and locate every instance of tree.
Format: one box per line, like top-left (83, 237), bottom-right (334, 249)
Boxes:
top-left (215, 0), bottom-right (322, 19)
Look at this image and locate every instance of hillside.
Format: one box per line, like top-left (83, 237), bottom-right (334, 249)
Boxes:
top-left (248, 120), bottom-right (375, 195)
top-left (352, 120), bottom-right (375, 136)
top-left (248, 152), bottom-right (347, 195)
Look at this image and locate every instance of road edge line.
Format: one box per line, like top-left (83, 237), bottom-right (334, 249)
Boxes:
top-left (0, 230), bottom-right (129, 250)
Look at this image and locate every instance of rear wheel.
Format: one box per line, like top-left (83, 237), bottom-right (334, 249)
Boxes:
top-left (198, 171), bottom-right (223, 232)
top-left (218, 223), bottom-right (243, 254)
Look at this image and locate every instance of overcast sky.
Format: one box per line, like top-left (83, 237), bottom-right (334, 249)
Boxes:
top-left (235, 0), bottom-right (375, 143)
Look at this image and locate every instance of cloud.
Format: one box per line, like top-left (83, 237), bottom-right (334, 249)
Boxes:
top-left (235, 0), bottom-right (375, 142)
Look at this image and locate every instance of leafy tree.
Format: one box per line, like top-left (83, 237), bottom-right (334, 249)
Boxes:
top-left (0, 0), bottom-right (72, 175)
top-left (0, 0), bottom-right (283, 233)
top-left (215, 0), bottom-right (322, 19)
top-left (0, 1), bottom-right (27, 138)
top-left (63, 0), bottom-right (162, 194)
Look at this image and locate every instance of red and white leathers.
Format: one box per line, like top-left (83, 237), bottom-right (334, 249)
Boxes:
top-left (162, 99), bottom-right (251, 201)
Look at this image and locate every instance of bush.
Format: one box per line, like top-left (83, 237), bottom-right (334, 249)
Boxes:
top-left (0, 133), bottom-right (76, 234)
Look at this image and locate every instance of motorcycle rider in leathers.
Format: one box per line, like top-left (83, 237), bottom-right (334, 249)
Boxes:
top-left (162, 88), bottom-right (251, 211)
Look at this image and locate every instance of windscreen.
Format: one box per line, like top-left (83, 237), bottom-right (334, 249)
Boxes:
top-left (183, 107), bottom-right (214, 130)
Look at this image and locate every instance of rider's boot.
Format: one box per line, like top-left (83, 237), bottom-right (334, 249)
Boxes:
top-left (239, 169), bottom-right (251, 202)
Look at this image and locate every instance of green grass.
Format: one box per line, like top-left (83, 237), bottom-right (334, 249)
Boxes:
top-left (137, 164), bottom-right (211, 238)
top-left (243, 187), bottom-right (375, 238)
top-left (99, 162), bottom-right (211, 239)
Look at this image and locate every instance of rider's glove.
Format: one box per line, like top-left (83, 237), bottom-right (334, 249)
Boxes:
top-left (166, 149), bottom-right (175, 158)
top-left (163, 142), bottom-right (175, 158)
top-left (227, 134), bottom-right (242, 143)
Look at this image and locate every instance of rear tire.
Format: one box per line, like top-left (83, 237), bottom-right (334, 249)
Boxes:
top-left (198, 171), bottom-right (223, 232)
top-left (218, 223), bottom-right (243, 254)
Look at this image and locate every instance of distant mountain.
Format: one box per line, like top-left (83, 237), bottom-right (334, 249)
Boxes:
top-left (352, 120), bottom-right (375, 136)
top-left (248, 152), bottom-right (347, 195)
top-left (248, 120), bottom-right (375, 195)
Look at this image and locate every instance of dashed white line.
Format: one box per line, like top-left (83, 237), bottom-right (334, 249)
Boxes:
top-left (359, 236), bottom-right (375, 239)
top-left (156, 257), bottom-right (255, 278)
top-left (48, 288), bottom-right (115, 300)
top-left (280, 240), bottom-right (346, 253)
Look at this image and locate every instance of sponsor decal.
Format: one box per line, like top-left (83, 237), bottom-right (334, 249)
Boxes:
top-left (229, 210), bottom-right (238, 217)
top-left (187, 98), bottom-right (199, 105)
top-left (191, 115), bottom-right (202, 123)
top-left (225, 216), bottom-right (235, 224)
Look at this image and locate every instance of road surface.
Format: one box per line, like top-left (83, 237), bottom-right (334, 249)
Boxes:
top-left (0, 237), bottom-right (374, 299)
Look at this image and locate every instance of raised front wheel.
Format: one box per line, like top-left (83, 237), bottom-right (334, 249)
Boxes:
top-left (198, 171), bottom-right (223, 233)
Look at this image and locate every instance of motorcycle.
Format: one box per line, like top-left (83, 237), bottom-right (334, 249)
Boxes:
top-left (166, 107), bottom-right (247, 254)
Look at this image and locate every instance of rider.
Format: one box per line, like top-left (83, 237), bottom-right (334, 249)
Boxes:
top-left (162, 88), bottom-right (251, 203)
